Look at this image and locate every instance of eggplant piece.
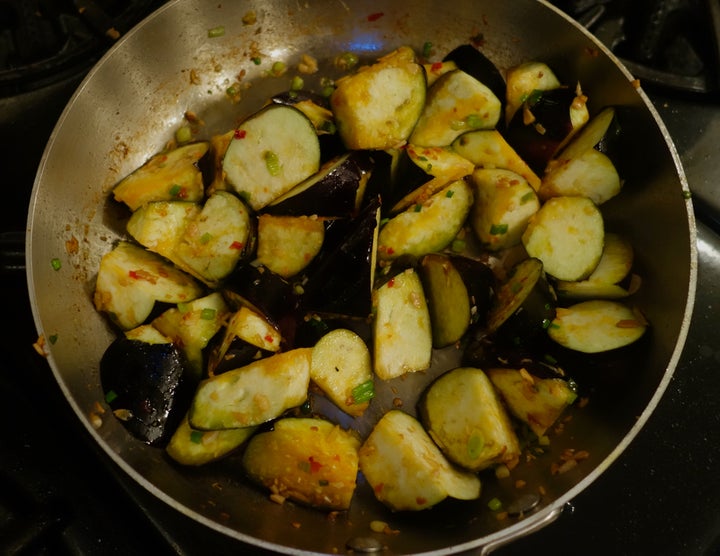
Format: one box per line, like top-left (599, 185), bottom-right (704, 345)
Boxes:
top-left (554, 232), bottom-right (637, 300)
top-left (451, 129), bottom-right (541, 191)
top-left (486, 367), bottom-right (577, 438)
top-left (126, 200), bottom-right (201, 260)
top-left (548, 300), bottom-right (648, 353)
top-left (166, 414), bottom-right (257, 466)
top-left (112, 141), bottom-right (210, 211)
top-left (358, 410), bottom-right (481, 511)
top-left (255, 214), bottom-right (325, 278)
top-left (372, 267), bottom-right (432, 380)
top-left (449, 254), bottom-right (496, 327)
top-left (469, 168), bottom-right (540, 251)
top-left (423, 59), bottom-right (458, 87)
top-left (174, 190), bottom-right (255, 286)
top-left (539, 148), bottom-right (621, 205)
top-left (504, 86), bottom-right (589, 175)
top-left (309, 328), bottom-right (374, 417)
top-left (301, 196), bottom-right (380, 319)
top-left (263, 151), bottom-right (370, 218)
top-left (223, 104), bottom-right (321, 210)
top-left (418, 367), bottom-right (521, 471)
top-left (504, 61), bottom-right (561, 124)
top-left (486, 257), bottom-right (557, 344)
top-left (100, 333), bottom-right (195, 446)
top-left (330, 46), bottom-right (426, 150)
top-left (242, 417), bottom-right (361, 511)
top-left (222, 263), bottom-right (299, 329)
top-left (409, 69), bottom-right (502, 147)
top-left (419, 253), bottom-right (471, 348)
top-left (550, 106), bottom-right (619, 166)
top-left (521, 196), bottom-right (605, 282)
top-left (443, 44), bottom-right (507, 124)
top-left (188, 348), bottom-right (312, 430)
top-left (151, 292), bottom-right (230, 379)
top-left (93, 241), bottom-right (204, 331)
top-left (377, 179), bottom-right (473, 262)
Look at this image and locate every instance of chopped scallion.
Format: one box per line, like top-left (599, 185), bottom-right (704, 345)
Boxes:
top-left (50, 258), bottom-right (62, 271)
top-left (190, 430), bottom-right (204, 444)
top-left (487, 497), bottom-right (503, 511)
top-left (207, 26), bottom-right (225, 38)
top-left (264, 150), bottom-right (281, 176)
top-left (201, 308), bottom-right (217, 320)
top-left (351, 380), bottom-right (375, 404)
top-left (490, 223), bottom-right (508, 235)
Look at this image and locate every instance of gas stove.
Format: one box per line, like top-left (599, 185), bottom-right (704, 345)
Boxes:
top-left (2, 1), bottom-right (719, 555)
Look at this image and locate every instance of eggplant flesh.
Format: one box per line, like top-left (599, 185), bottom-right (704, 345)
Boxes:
top-left (100, 336), bottom-right (194, 446)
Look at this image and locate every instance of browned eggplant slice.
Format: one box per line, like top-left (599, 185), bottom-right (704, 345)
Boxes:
top-left (100, 334), bottom-right (195, 446)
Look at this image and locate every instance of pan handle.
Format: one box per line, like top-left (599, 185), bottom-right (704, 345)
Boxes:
top-left (474, 505), bottom-right (566, 555)
top-left (1, 231), bottom-right (25, 274)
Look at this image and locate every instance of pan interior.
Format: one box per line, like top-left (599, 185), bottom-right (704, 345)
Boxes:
top-left (26, 0), bottom-right (695, 554)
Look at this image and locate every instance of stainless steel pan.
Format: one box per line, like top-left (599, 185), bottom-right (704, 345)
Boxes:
top-left (26, 0), bottom-right (697, 553)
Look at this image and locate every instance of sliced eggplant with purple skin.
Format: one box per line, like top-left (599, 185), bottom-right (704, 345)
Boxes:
top-left (449, 254), bottom-right (496, 328)
top-left (100, 331), bottom-right (195, 446)
top-left (222, 104), bottom-right (321, 211)
top-left (358, 409), bottom-right (481, 511)
top-left (417, 367), bottom-right (521, 472)
top-left (485, 257), bottom-right (557, 345)
top-left (301, 196), bottom-right (381, 319)
top-left (521, 196), bottom-right (605, 282)
top-left (93, 241), bottom-right (204, 331)
top-left (263, 151), bottom-right (371, 218)
top-left (504, 61), bottom-right (561, 125)
top-left (504, 86), bottom-right (589, 175)
top-left (188, 348), bottom-right (312, 430)
top-left (486, 367), bottom-right (578, 438)
top-left (419, 253), bottom-right (472, 348)
top-left (409, 69), bottom-right (502, 147)
top-left (222, 263), bottom-right (299, 331)
top-left (443, 44), bottom-right (507, 128)
top-left (377, 179), bottom-right (473, 262)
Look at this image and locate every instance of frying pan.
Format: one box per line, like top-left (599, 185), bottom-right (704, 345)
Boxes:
top-left (26, 0), bottom-right (697, 554)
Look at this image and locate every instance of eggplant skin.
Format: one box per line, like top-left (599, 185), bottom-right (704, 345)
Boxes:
top-left (100, 337), bottom-right (195, 446)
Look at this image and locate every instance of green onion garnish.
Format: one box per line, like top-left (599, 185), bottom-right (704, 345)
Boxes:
top-left (351, 380), bottom-right (375, 404)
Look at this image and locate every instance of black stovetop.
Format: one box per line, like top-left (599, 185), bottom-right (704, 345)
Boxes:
top-left (2, 2), bottom-right (720, 555)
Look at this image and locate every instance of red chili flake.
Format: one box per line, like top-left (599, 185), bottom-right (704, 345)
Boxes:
top-left (386, 247), bottom-right (395, 255)
top-left (264, 334), bottom-right (274, 344)
top-left (308, 456), bottom-right (322, 473)
top-left (177, 187), bottom-right (188, 199)
top-left (229, 241), bottom-right (244, 250)
top-left (416, 496), bottom-right (427, 505)
top-left (374, 483), bottom-right (385, 494)
top-left (431, 61), bottom-right (443, 72)
top-left (387, 278), bottom-right (395, 288)
top-left (234, 129), bottom-right (247, 139)
top-left (367, 12), bottom-right (384, 21)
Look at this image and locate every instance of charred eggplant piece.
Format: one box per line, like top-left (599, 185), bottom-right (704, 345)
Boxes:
top-left (263, 151), bottom-right (370, 218)
top-left (100, 331), bottom-right (195, 446)
top-left (301, 196), bottom-right (380, 319)
top-left (504, 61), bottom-right (561, 124)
